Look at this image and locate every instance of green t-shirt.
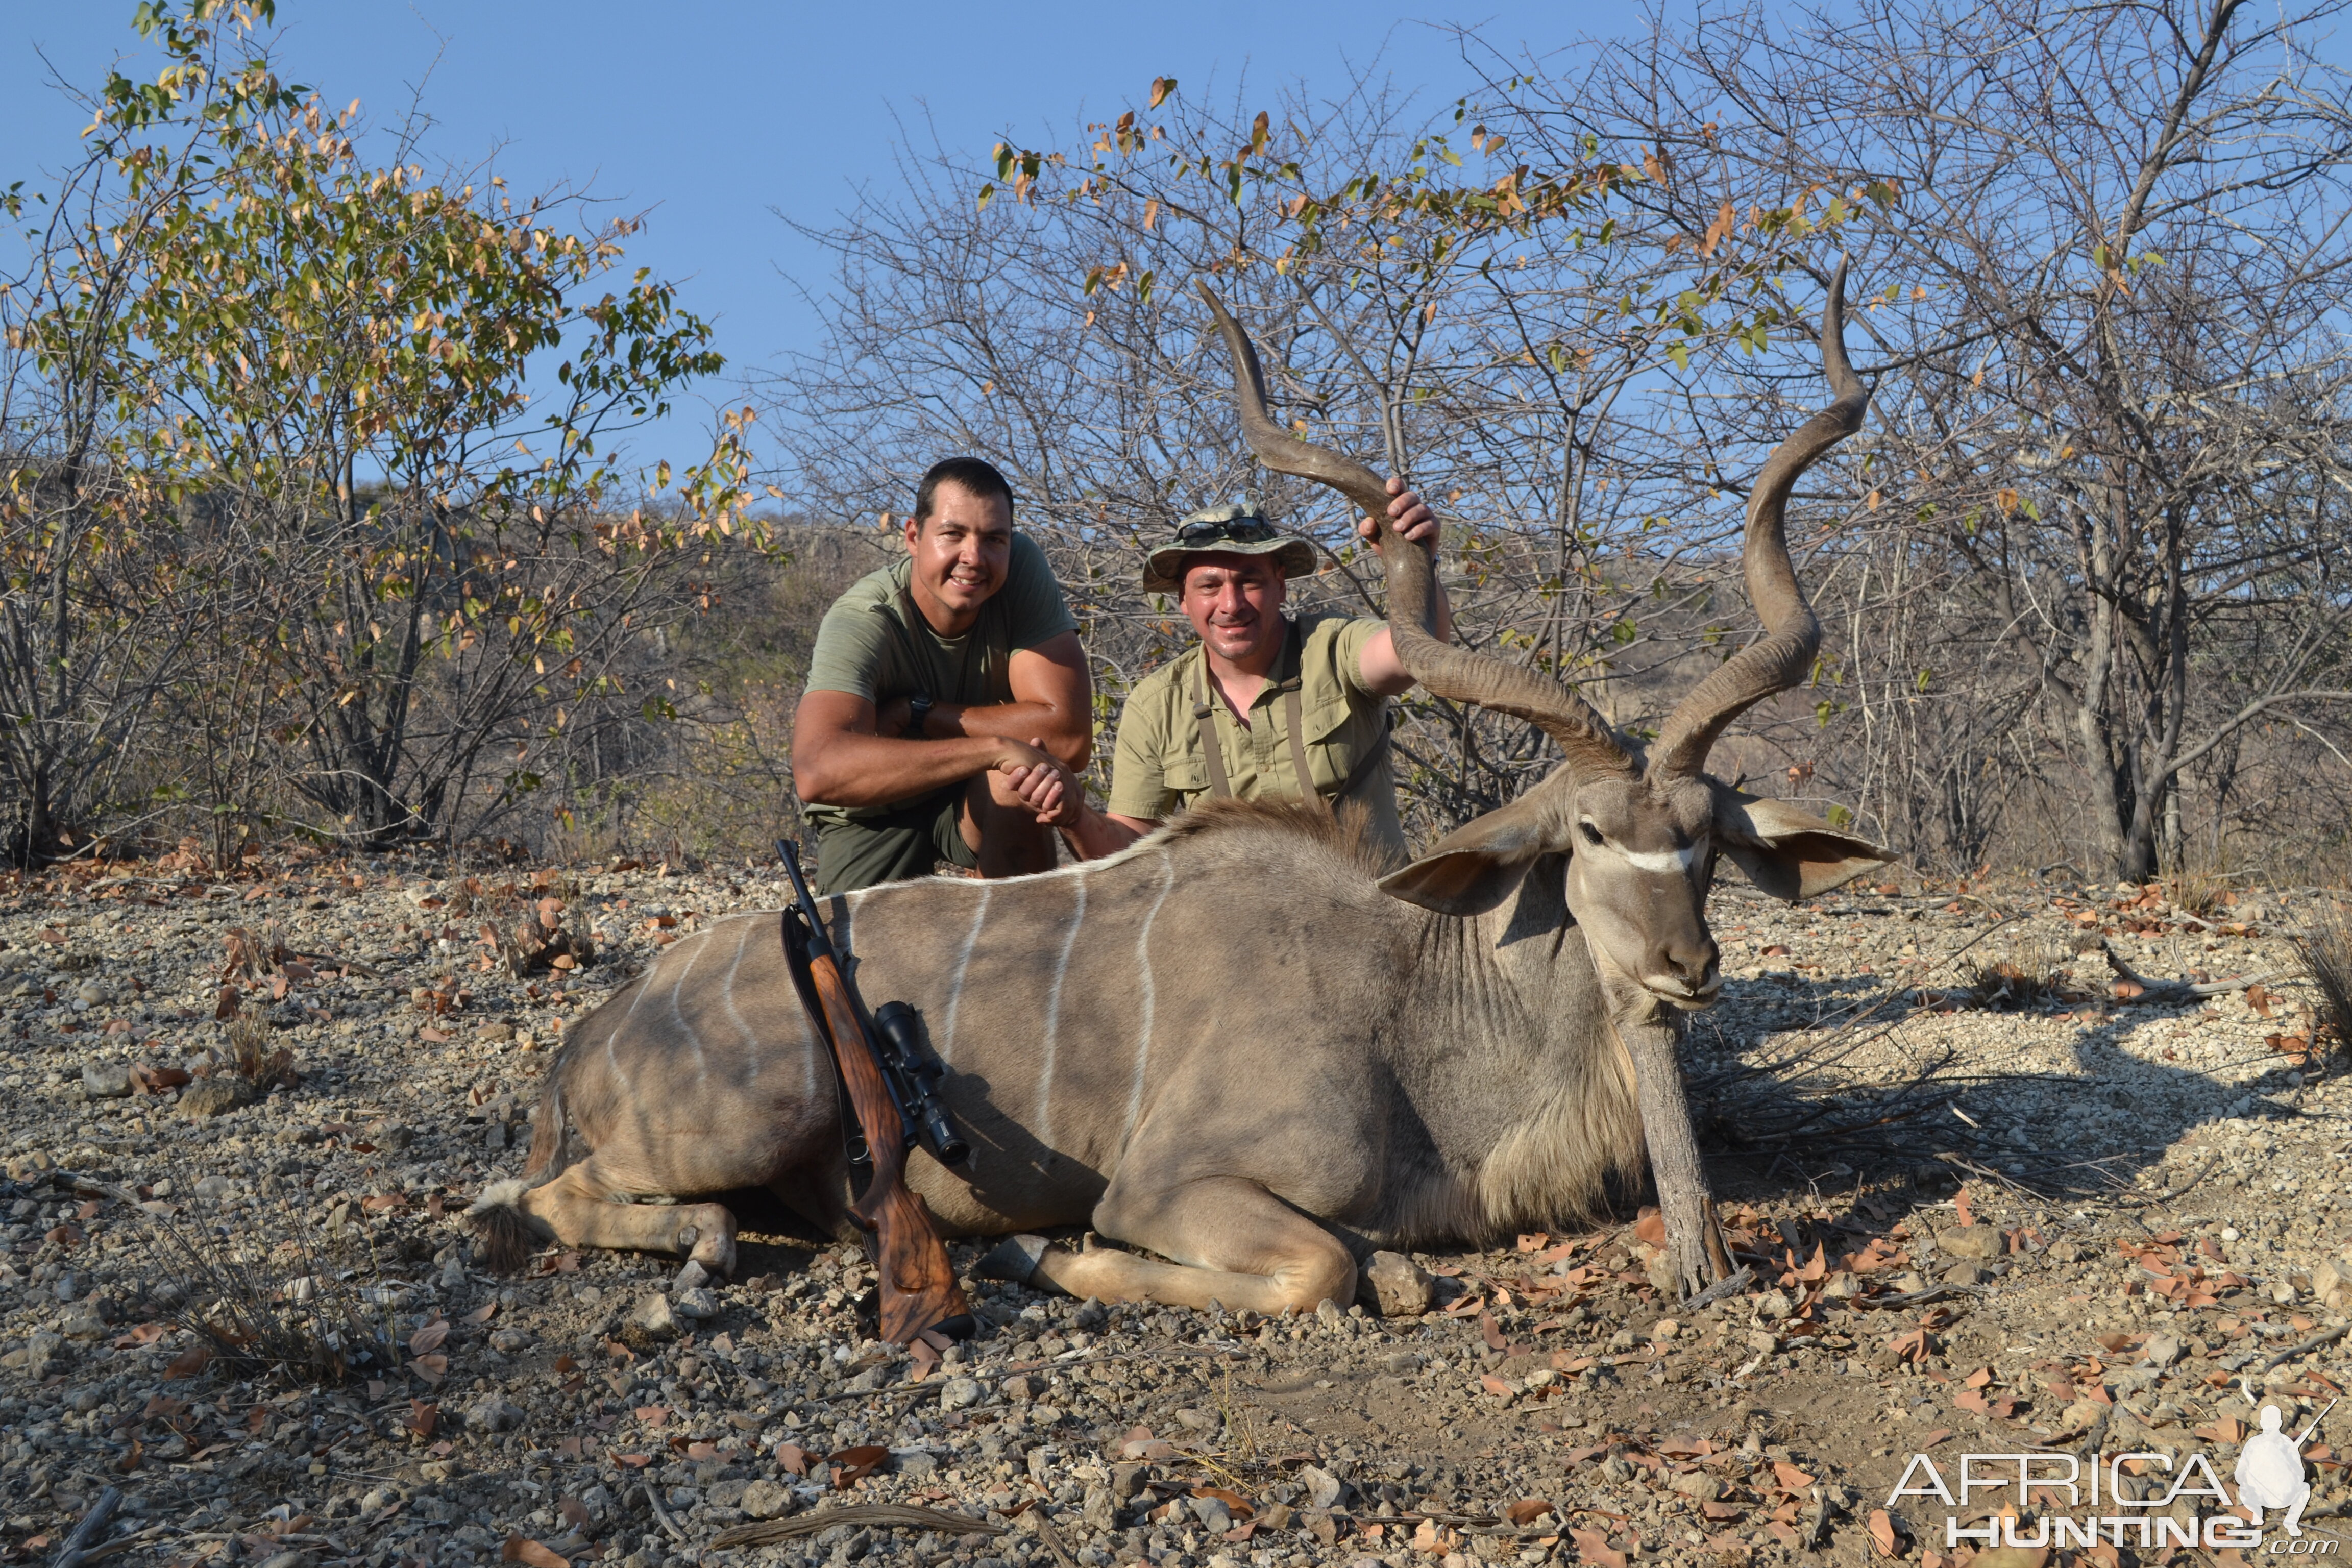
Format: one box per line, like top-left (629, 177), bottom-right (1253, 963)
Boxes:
top-left (1106, 614), bottom-right (1407, 867)
top-left (802, 533), bottom-right (1076, 822)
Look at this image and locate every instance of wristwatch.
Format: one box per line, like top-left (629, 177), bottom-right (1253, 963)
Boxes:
top-left (904, 695), bottom-right (933, 738)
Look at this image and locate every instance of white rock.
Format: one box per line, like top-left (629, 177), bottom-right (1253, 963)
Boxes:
top-left (740, 1477), bottom-right (792, 1520)
top-left (464, 1394), bottom-right (523, 1433)
top-left (630, 1294), bottom-right (679, 1338)
top-left (80, 1063), bottom-right (131, 1099)
top-left (1360, 1251), bottom-right (1435, 1316)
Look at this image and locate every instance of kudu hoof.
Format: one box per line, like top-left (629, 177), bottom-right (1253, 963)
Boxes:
top-left (974, 1233), bottom-right (1049, 1286)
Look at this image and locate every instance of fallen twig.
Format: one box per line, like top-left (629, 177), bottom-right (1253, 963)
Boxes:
top-left (643, 1481), bottom-right (687, 1544)
top-left (1683, 1265), bottom-right (1757, 1311)
top-left (811, 1341), bottom-right (1249, 1404)
top-left (710, 1503), bottom-right (1008, 1548)
top-left (51, 1485), bottom-right (122, 1568)
top-left (2100, 940), bottom-right (2272, 1001)
top-left (69, 1524), bottom-right (173, 1566)
top-left (1025, 1508), bottom-right (1082, 1568)
top-left (2262, 1322), bottom-right (2352, 1374)
top-left (1933, 1148), bottom-right (2053, 1198)
top-left (1855, 1282), bottom-right (1990, 1310)
top-left (1337, 1509), bottom-right (1594, 1540)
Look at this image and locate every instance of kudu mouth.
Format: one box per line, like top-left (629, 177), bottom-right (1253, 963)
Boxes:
top-left (1644, 974), bottom-right (1723, 1011)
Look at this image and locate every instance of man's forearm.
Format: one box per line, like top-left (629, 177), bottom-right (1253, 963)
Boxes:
top-left (1056, 804), bottom-right (1150, 861)
top-left (794, 732), bottom-right (1008, 809)
top-left (931, 700), bottom-right (1092, 769)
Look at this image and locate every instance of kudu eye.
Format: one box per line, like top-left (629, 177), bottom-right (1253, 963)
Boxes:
top-left (1577, 822), bottom-right (1605, 848)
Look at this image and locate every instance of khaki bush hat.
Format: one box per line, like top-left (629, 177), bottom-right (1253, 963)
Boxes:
top-left (1142, 503), bottom-right (1318, 594)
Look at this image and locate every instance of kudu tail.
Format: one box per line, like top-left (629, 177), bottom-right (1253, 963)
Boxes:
top-left (468, 1036), bottom-right (587, 1275)
top-left (521, 1062), bottom-right (574, 1181)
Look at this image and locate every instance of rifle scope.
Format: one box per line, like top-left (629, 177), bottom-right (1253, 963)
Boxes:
top-left (872, 1001), bottom-right (970, 1167)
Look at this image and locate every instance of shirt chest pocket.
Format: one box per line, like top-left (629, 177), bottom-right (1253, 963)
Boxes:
top-left (1301, 692), bottom-right (1365, 792)
top-left (1159, 752), bottom-right (1211, 799)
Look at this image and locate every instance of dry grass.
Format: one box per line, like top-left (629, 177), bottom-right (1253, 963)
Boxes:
top-left (137, 1168), bottom-right (397, 1385)
top-left (1963, 936), bottom-right (2066, 1010)
top-left (2167, 864), bottom-right (2234, 919)
top-left (223, 1009), bottom-right (298, 1088)
top-left (2293, 900), bottom-right (2352, 1060)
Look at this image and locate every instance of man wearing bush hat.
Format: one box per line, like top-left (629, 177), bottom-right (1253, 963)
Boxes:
top-left (1008, 479), bottom-right (1447, 868)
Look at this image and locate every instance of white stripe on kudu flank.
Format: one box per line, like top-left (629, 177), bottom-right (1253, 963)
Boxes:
top-left (1120, 851), bottom-right (1177, 1141)
top-left (718, 916), bottom-right (761, 1076)
top-left (939, 884), bottom-right (992, 1065)
top-left (666, 935), bottom-right (709, 1088)
top-left (790, 981), bottom-right (819, 1098)
top-left (607, 961), bottom-right (662, 1090)
top-left (1036, 875), bottom-right (1088, 1145)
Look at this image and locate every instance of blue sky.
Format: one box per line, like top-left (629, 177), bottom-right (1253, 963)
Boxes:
top-left (2, 1), bottom-right (1606, 476)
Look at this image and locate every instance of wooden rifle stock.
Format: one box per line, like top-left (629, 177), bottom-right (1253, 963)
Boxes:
top-left (776, 842), bottom-right (971, 1345)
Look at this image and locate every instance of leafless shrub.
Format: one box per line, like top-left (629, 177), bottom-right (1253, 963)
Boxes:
top-left (1964, 938), bottom-right (2065, 1010)
top-left (2168, 866), bottom-right (2233, 920)
top-left (223, 1010), bottom-right (298, 1089)
top-left (2293, 902), bottom-right (2352, 1058)
top-left (136, 1167), bottom-right (396, 1385)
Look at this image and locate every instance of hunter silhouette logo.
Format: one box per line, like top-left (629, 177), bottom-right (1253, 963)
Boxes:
top-left (2239, 1402), bottom-right (2331, 1538)
top-left (1888, 1403), bottom-right (2338, 1554)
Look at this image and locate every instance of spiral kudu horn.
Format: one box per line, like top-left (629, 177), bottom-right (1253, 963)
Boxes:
top-left (1196, 281), bottom-right (1633, 778)
top-left (1647, 260), bottom-right (1871, 782)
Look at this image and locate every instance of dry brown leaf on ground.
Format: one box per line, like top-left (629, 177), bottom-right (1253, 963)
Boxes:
top-left (829, 1443), bottom-right (891, 1486)
top-left (1868, 1508), bottom-right (1902, 1557)
top-left (1572, 1526), bottom-right (1629, 1568)
top-left (501, 1536), bottom-right (569, 1568)
top-left (1189, 1486), bottom-right (1252, 1518)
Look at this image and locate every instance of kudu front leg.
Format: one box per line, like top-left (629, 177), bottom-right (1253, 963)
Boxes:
top-left (1619, 1019), bottom-right (1732, 1301)
top-left (978, 1177), bottom-right (1357, 1316)
top-left (494, 1162), bottom-right (739, 1277)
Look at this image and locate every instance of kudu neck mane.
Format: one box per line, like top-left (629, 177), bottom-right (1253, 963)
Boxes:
top-left (1150, 796), bottom-right (1392, 877)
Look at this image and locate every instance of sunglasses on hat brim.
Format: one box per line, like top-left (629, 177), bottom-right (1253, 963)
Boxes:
top-left (1172, 516), bottom-right (1279, 546)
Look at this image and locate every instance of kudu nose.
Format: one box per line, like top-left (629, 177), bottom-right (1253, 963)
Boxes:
top-left (1651, 937), bottom-right (1721, 999)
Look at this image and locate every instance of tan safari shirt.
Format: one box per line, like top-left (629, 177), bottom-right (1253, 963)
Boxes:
top-left (1107, 614), bottom-right (1408, 868)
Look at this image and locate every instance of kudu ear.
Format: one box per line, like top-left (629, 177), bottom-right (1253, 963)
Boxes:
top-left (1712, 790), bottom-right (1890, 901)
top-left (1378, 791), bottom-right (1566, 915)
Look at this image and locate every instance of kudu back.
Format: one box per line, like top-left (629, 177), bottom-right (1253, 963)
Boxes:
top-left (472, 267), bottom-right (1888, 1309)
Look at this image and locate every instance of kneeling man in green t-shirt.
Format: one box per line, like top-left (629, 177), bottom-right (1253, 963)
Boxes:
top-left (791, 458), bottom-right (1091, 895)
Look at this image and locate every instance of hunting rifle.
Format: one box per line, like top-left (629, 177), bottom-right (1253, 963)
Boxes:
top-left (776, 839), bottom-right (973, 1344)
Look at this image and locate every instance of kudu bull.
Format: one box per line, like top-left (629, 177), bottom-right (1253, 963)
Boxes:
top-left (471, 265), bottom-right (1887, 1307)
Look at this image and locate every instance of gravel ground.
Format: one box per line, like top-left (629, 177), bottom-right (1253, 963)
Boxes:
top-left (3, 854), bottom-right (2348, 1568)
